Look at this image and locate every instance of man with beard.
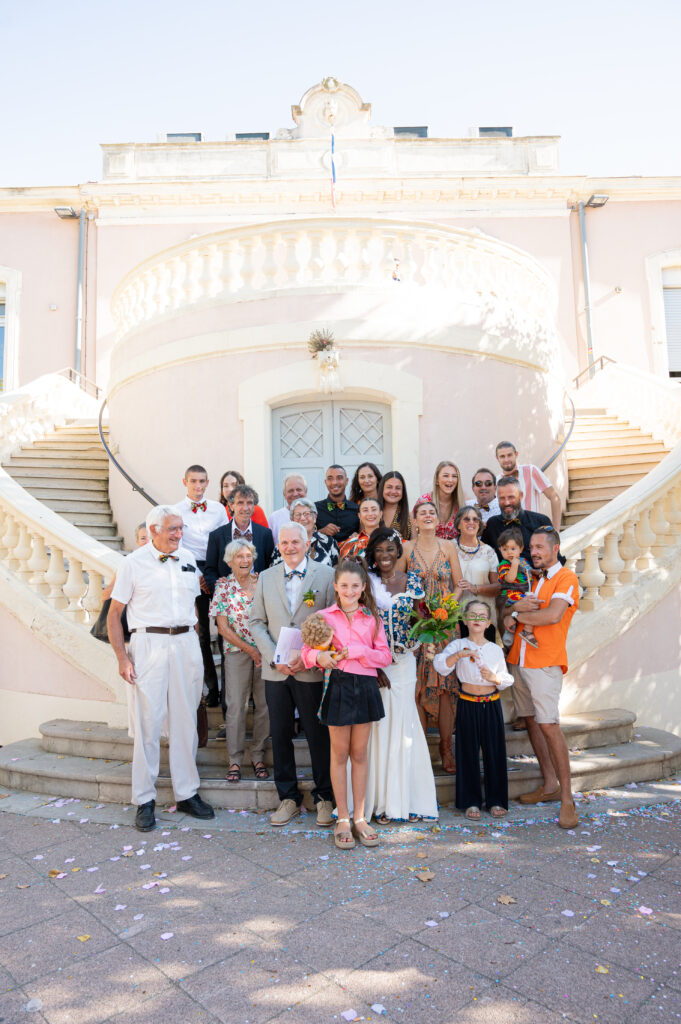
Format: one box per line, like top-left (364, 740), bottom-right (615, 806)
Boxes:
top-left (482, 477), bottom-right (553, 560)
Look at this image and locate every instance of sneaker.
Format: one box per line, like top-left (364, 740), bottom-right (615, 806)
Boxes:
top-left (270, 799), bottom-right (301, 827)
top-left (134, 799), bottom-right (156, 832)
top-left (316, 799), bottom-right (334, 827)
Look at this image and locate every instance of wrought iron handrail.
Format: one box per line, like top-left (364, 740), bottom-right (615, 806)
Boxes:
top-left (541, 392), bottom-right (576, 474)
top-left (98, 397), bottom-right (159, 506)
top-left (56, 366), bottom-right (102, 399)
top-left (572, 355), bottom-right (616, 390)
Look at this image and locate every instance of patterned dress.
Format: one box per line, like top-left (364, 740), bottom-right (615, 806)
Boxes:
top-left (208, 575), bottom-right (258, 652)
top-left (270, 530), bottom-right (339, 569)
top-left (408, 543), bottom-right (458, 719)
top-left (339, 531), bottom-right (369, 560)
top-left (385, 508), bottom-right (413, 541)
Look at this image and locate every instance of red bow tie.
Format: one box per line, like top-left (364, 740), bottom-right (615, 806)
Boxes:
top-left (191, 501), bottom-right (207, 513)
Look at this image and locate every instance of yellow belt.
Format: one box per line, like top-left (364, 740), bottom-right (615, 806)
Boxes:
top-left (458, 690), bottom-right (500, 703)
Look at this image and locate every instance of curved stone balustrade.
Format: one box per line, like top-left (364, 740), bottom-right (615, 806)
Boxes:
top-left (111, 217), bottom-right (557, 340)
top-left (0, 371), bottom-right (100, 462)
top-left (575, 361), bottom-right (681, 448)
top-left (0, 467), bottom-right (122, 624)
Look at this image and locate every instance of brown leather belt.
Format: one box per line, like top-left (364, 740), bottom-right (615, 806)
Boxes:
top-left (130, 626), bottom-right (191, 635)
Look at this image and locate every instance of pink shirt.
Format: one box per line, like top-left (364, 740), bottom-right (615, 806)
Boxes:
top-left (301, 603), bottom-right (392, 677)
top-left (497, 464), bottom-right (550, 514)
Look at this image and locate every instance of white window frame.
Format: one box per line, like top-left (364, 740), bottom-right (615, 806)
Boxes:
top-left (645, 248), bottom-right (681, 377)
top-left (0, 267), bottom-right (22, 392)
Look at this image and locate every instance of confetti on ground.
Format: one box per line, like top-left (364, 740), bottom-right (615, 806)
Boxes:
top-left (424, 920), bottom-right (438, 927)
top-left (639, 906), bottom-right (653, 915)
top-left (596, 965), bottom-right (610, 974)
top-left (25, 998), bottom-right (43, 1012)
top-left (77, 935), bottom-right (90, 942)
top-left (497, 894), bottom-right (517, 905)
top-left (371, 1005), bottom-right (386, 1015)
top-left (160, 932), bottom-right (174, 940)
top-left (561, 909), bottom-right (575, 917)
top-left (341, 1011), bottom-right (360, 1022)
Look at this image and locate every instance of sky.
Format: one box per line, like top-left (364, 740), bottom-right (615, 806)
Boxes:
top-left (2, 0), bottom-right (680, 187)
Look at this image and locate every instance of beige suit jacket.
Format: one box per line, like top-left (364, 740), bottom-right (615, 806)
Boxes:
top-left (248, 559), bottom-right (335, 682)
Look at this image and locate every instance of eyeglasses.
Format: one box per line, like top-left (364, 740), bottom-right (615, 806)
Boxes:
top-left (293, 510), bottom-right (315, 519)
top-left (473, 480), bottom-right (494, 488)
top-left (466, 614), bottom-right (489, 622)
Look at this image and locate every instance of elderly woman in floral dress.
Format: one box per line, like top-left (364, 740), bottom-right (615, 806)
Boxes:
top-left (209, 538), bottom-right (270, 782)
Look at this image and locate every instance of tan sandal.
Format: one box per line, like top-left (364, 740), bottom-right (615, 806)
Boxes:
top-left (489, 805), bottom-right (507, 818)
top-left (353, 816), bottom-right (380, 848)
top-left (334, 818), bottom-right (356, 850)
top-left (465, 806), bottom-right (482, 820)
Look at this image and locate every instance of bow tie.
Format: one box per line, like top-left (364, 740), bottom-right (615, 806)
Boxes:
top-left (234, 529), bottom-right (252, 541)
top-left (539, 569), bottom-right (549, 579)
top-left (285, 568), bottom-right (305, 579)
top-left (475, 503), bottom-right (490, 512)
top-left (327, 500), bottom-right (345, 511)
top-left (159, 554), bottom-right (179, 563)
top-left (191, 501), bottom-right (207, 513)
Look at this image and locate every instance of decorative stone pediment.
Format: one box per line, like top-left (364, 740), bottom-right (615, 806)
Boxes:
top-left (287, 77), bottom-right (372, 139)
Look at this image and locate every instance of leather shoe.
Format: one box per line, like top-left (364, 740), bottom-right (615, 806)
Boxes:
top-left (176, 793), bottom-right (215, 819)
top-left (558, 800), bottom-right (579, 829)
top-left (270, 799), bottom-right (301, 827)
top-left (316, 799), bottom-right (334, 827)
top-left (205, 694), bottom-right (220, 708)
top-left (518, 785), bottom-right (561, 805)
top-left (134, 800), bottom-right (156, 832)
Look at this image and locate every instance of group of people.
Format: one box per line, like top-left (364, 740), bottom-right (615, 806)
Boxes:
top-left (107, 441), bottom-right (580, 843)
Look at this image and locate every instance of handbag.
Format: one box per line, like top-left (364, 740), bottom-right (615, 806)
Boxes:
top-left (197, 697), bottom-right (208, 748)
top-left (89, 599), bottom-right (131, 644)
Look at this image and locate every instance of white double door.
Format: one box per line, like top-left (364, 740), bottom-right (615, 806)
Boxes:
top-left (272, 399), bottom-right (392, 502)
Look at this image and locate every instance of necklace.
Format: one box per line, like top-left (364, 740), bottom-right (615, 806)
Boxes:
top-left (457, 539), bottom-right (481, 556)
top-left (381, 572), bottom-right (397, 583)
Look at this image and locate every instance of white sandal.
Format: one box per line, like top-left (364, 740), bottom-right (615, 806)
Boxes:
top-left (334, 818), bottom-right (356, 850)
top-left (353, 816), bottom-right (380, 848)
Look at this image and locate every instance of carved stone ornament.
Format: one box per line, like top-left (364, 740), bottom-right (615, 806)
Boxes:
top-left (288, 78), bottom-right (372, 139)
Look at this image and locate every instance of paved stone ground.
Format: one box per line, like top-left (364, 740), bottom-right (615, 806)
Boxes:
top-left (1, 778), bottom-right (681, 1024)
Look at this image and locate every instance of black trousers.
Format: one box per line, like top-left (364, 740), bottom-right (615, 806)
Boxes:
top-left (455, 697), bottom-right (508, 811)
top-left (265, 677), bottom-right (333, 806)
top-left (196, 563), bottom-right (218, 698)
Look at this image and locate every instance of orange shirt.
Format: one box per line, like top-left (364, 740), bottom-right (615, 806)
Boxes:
top-left (506, 562), bottom-right (579, 673)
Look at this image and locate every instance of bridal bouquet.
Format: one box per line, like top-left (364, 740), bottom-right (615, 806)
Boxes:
top-left (408, 589), bottom-right (462, 646)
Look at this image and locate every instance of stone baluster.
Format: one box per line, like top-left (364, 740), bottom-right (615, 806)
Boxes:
top-left (168, 257), bottom-right (185, 310)
top-left (307, 230), bottom-right (325, 283)
top-left (0, 507), bottom-right (7, 561)
top-left (355, 229), bottom-right (373, 281)
top-left (599, 528), bottom-right (625, 598)
top-left (239, 238), bottom-right (257, 293)
top-left (13, 523), bottom-right (33, 582)
top-left (635, 506), bottom-right (656, 570)
top-left (333, 229), bottom-right (352, 282)
top-left (45, 545), bottom-right (68, 610)
top-left (63, 556), bottom-right (87, 622)
top-left (378, 233), bottom-right (397, 284)
top-left (156, 263), bottom-right (171, 315)
top-left (618, 519), bottom-right (641, 583)
top-left (199, 245), bottom-right (219, 299)
top-left (27, 533), bottom-right (50, 596)
top-left (260, 234), bottom-right (280, 290)
top-left (141, 270), bottom-right (156, 321)
top-left (1, 514), bottom-right (20, 571)
top-left (663, 482), bottom-right (681, 545)
top-left (649, 496), bottom-right (671, 556)
top-left (83, 569), bottom-right (104, 621)
top-left (185, 250), bottom-right (202, 304)
top-left (220, 240), bottom-right (240, 294)
top-left (280, 230), bottom-right (301, 286)
top-left (580, 543), bottom-right (605, 611)
top-left (564, 552), bottom-right (580, 577)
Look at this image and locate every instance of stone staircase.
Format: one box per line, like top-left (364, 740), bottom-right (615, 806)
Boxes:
top-left (563, 408), bottom-right (670, 527)
top-left (1, 420), bottom-right (123, 550)
top-left (1, 708), bottom-right (679, 812)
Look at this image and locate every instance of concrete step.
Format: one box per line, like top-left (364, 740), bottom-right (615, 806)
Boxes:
top-left (564, 498), bottom-right (611, 517)
top-left (36, 497), bottom-right (112, 513)
top-left (39, 710), bottom-right (636, 772)
top-left (59, 510), bottom-right (117, 526)
top-left (3, 723), bottom-right (679, 810)
top-left (567, 453), bottom-right (662, 471)
top-left (5, 455), bottom-right (109, 470)
top-left (567, 440), bottom-right (667, 456)
top-left (23, 481), bottom-right (110, 497)
top-left (30, 440), bottom-right (106, 452)
top-left (96, 538), bottom-right (125, 551)
top-left (570, 426), bottom-right (652, 439)
top-left (573, 407), bottom-right (609, 417)
top-left (567, 482), bottom-right (632, 501)
top-left (5, 466), bottom-right (110, 480)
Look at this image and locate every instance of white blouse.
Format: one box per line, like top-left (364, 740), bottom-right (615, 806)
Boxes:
top-left (432, 638), bottom-right (514, 691)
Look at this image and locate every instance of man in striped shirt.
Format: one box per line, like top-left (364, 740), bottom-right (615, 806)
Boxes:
top-left (495, 441), bottom-right (562, 529)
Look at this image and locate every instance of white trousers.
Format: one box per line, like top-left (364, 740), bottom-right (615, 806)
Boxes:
top-left (127, 630), bottom-right (203, 806)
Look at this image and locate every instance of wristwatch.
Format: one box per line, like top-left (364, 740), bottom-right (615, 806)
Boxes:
top-left (511, 610), bottom-right (520, 621)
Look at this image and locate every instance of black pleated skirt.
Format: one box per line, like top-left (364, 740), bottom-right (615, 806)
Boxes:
top-left (321, 669), bottom-right (385, 726)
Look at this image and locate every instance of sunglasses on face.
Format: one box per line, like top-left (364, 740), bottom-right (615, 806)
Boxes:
top-left (473, 481), bottom-right (494, 488)
top-left (466, 614), bottom-right (489, 622)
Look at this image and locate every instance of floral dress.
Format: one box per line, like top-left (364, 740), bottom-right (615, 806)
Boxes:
top-left (408, 543), bottom-right (458, 719)
top-left (208, 575), bottom-right (258, 652)
top-left (339, 531), bottom-right (369, 560)
top-left (417, 492), bottom-right (458, 540)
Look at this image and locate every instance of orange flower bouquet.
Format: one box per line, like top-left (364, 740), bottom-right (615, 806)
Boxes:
top-left (408, 589), bottom-right (462, 645)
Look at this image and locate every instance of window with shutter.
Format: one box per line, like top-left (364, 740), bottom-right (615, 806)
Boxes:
top-left (663, 287), bottom-right (681, 376)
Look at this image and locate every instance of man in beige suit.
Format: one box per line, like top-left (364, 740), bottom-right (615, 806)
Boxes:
top-left (249, 521), bottom-right (336, 827)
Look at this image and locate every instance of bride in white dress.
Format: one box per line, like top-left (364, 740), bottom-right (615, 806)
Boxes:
top-left (362, 527), bottom-right (439, 823)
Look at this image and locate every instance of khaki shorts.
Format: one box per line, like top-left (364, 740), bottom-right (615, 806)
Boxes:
top-left (510, 663), bottom-right (563, 725)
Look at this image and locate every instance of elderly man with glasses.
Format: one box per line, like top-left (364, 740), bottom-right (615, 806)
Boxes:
top-left (270, 497), bottom-right (339, 568)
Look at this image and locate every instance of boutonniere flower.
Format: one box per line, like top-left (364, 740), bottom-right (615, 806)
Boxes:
top-left (303, 588), bottom-right (316, 607)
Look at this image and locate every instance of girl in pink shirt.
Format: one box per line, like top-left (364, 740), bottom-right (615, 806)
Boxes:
top-left (301, 559), bottom-right (391, 851)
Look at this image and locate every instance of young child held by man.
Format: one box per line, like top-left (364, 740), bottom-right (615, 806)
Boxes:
top-left (497, 528), bottom-right (538, 649)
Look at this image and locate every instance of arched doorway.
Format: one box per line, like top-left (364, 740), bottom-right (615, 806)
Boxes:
top-left (272, 399), bottom-right (392, 500)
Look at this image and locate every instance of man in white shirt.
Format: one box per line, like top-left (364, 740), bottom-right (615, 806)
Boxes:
top-left (108, 505), bottom-right (215, 832)
top-left (495, 442), bottom-right (562, 528)
top-left (465, 467), bottom-right (501, 524)
top-left (249, 521), bottom-right (335, 828)
top-left (174, 464), bottom-right (227, 707)
top-left (269, 474), bottom-right (308, 544)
